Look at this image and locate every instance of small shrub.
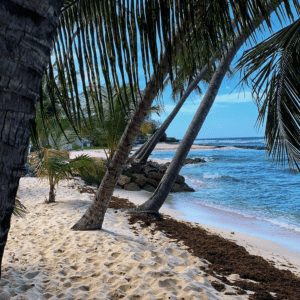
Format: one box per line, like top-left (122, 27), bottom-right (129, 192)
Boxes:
top-left (77, 158), bottom-right (106, 186)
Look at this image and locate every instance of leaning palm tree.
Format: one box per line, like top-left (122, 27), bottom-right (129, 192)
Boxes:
top-left (131, 37), bottom-right (220, 165)
top-left (130, 0), bottom-right (295, 218)
top-left (71, 1), bottom-right (295, 230)
top-left (0, 0), bottom-right (294, 276)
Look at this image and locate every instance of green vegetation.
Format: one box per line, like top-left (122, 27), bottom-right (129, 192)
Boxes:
top-left (13, 196), bottom-right (28, 218)
top-left (76, 158), bottom-right (106, 186)
top-left (31, 148), bottom-right (99, 203)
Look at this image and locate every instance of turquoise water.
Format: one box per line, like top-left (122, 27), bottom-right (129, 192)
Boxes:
top-left (150, 137), bottom-right (300, 252)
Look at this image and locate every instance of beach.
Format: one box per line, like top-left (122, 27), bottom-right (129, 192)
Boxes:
top-left (3, 177), bottom-right (244, 300)
top-left (2, 143), bottom-right (300, 299)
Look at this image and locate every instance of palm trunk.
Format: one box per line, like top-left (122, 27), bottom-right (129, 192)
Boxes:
top-left (134, 4), bottom-right (278, 216)
top-left (133, 64), bottom-right (211, 165)
top-left (71, 30), bottom-right (184, 231)
top-left (0, 0), bottom-right (63, 276)
top-left (47, 183), bottom-right (56, 203)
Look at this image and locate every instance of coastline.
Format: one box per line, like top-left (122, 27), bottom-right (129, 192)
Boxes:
top-left (71, 143), bottom-right (300, 258)
top-left (113, 188), bottom-right (300, 277)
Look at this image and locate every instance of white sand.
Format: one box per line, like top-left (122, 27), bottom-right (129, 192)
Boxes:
top-left (3, 177), bottom-right (247, 300)
top-left (68, 142), bottom-right (229, 164)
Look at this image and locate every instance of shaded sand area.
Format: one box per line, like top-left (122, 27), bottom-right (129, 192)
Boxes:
top-left (2, 176), bottom-right (300, 299)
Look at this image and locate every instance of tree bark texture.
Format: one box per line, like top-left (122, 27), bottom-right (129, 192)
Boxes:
top-left (135, 3), bottom-right (279, 214)
top-left (47, 183), bottom-right (56, 203)
top-left (0, 0), bottom-right (63, 276)
top-left (71, 30), bottom-right (184, 231)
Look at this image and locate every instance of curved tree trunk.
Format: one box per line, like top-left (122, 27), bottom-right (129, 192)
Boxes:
top-left (133, 3), bottom-right (278, 216)
top-left (0, 0), bottom-right (63, 276)
top-left (71, 30), bottom-right (183, 231)
top-left (132, 64), bottom-right (211, 165)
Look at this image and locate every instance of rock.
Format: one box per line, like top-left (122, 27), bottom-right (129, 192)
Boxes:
top-left (124, 182), bottom-right (141, 191)
top-left (118, 175), bottom-right (131, 187)
top-left (133, 174), bottom-right (147, 187)
top-left (130, 163), bottom-right (142, 173)
top-left (184, 157), bottom-right (206, 164)
top-left (159, 164), bottom-right (168, 173)
top-left (175, 174), bottom-right (185, 184)
top-left (145, 178), bottom-right (159, 187)
top-left (181, 182), bottom-right (195, 192)
top-left (146, 172), bottom-right (164, 180)
top-left (165, 137), bottom-right (180, 143)
top-left (171, 183), bottom-right (185, 193)
top-left (143, 184), bottom-right (156, 192)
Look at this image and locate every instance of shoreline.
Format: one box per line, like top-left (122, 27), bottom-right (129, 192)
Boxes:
top-left (69, 145), bottom-right (300, 257)
top-left (113, 188), bottom-right (300, 276)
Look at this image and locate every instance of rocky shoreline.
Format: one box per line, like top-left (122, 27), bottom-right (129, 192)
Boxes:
top-left (117, 157), bottom-right (206, 193)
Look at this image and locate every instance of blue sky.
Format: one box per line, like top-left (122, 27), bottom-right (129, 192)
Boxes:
top-left (54, 3), bottom-right (299, 141)
top-left (150, 7), bottom-right (299, 140)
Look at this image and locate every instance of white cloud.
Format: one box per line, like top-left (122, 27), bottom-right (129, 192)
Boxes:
top-left (214, 91), bottom-right (254, 103)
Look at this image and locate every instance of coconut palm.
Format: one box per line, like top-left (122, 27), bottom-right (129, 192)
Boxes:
top-left (72, 1), bottom-right (296, 230)
top-left (32, 148), bottom-right (101, 203)
top-left (131, 43), bottom-right (220, 165)
top-left (0, 0), bottom-right (294, 274)
top-left (235, 18), bottom-right (300, 171)
top-left (131, 1), bottom-right (293, 218)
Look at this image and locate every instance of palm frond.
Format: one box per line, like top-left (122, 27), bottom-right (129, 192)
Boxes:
top-left (235, 18), bottom-right (300, 171)
top-left (13, 196), bottom-right (28, 218)
top-left (41, 0), bottom-right (294, 144)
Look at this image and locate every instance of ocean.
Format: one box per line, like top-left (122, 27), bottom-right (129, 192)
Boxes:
top-left (150, 137), bottom-right (300, 253)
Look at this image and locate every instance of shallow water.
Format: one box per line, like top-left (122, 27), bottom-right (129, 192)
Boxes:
top-left (150, 137), bottom-right (300, 253)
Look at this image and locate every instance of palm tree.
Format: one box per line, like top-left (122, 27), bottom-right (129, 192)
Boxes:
top-left (71, 1), bottom-right (294, 230)
top-left (235, 18), bottom-right (300, 171)
top-left (0, 0), bottom-right (293, 275)
top-left (131, 1), bottom-right (290, 217)
top-left (32, 148), bottom-right (101, 203)
top-left (131, 49), bottom-right (219, 165)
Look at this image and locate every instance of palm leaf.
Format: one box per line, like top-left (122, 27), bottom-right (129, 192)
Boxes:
top-left (13, 196), bottom-right (28, 218)
top-left (235, 18), bottom-right (300, 171)
top-left (40, 0), bottom-right (294, 145)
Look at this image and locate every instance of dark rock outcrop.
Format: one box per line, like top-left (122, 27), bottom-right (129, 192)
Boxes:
top-left (124, 182), bottom-right (141, 191)
top-left (120, 160), bottom-right (196, 193)
top-left (165, 157), bottom-right (206, 167)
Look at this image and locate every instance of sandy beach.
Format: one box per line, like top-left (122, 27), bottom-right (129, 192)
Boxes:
top-left (2, 144), bottom-right (299, 299)
top-left (3, 177), bottom-right (244, 300)
top-left (68, 143), bottom-right (229, 162)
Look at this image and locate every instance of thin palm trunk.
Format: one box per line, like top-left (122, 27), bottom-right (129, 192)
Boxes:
top-left (47, 182), bottom-right (56, 203)
top-left (133, 3), bottom-right (279, 216)
top-left (132, 64), bottom-right (211, 165)
top-left (71, 30), bottom-right (183, 230)
top-left (0, 0), bottom-right (63, 276)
